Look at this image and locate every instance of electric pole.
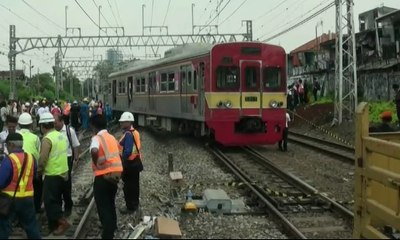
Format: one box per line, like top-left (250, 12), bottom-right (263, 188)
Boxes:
top-left (334, 0), bottom-right (357, 124)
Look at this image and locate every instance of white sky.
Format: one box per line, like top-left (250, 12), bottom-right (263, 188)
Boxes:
top-left (0, 0), bottom-right (398, 79)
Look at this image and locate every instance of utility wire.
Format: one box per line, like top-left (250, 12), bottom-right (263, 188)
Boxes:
top-left (253, 0), bottom-right (289, 21)
top-left (107, 0), bottom-right (121, 27)
top-left (92, 0), bottom-right (113, 27)
top-left (198, 0), bottom-right (231, 33)
top-left (75, 0), bottom-right (99, 28)
top-left (259, 0), bottom-right (331, 39)
top-left (113, 0), bottom-right (124, 27)
top-left (22, 0), bottom-right (64, 30)
top-left (0, 2), bottom-right (49, 36)
top-left (150, 0), bottom-right (154, 27)
top-left (219, 0), bottom-right (248, 26)
top-left (262, 1), bottom-right (335, 42)
top-left (162, 0), bottom-right (171, 26)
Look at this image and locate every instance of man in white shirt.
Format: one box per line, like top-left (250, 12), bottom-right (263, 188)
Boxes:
top-left (54, 113), bottom-right (80, 217)
top-left (0, 116), bottom-right (19, 155)
top-left (278, 111), bottom-right (291, 152)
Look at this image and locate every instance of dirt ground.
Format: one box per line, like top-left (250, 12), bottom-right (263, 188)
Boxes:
top-left (290, 103), bottom-right (356, 146)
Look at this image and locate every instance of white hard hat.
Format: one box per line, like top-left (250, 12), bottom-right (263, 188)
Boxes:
top-left (119, 112), bottom-right (134, 122)
top-left (18, 113), bottom-right (33, 125)
top-left (25, 102), bottom-right (30, 107)
top-left (39, 112), bottom-right (55, 124)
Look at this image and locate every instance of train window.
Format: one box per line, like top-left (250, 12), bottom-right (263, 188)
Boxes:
top-left (161, 73), bottom-right (168, 92)
top-left (187, 71), bottom-right (192, 85)
top-left (245, 67), bottom-right (259, 90)
top-left (263, 67), bottom-right (281, 89)
top-left (168, 73), bottom-right (175, 92)
top-left (118, 81), bottom-right (126, 94)
top-left (193, 70), bottom-right (197, 90)
top-left (141, 77), bottom-right (146, 93)
top-left (216, 66), bottom-right (239, 89)
top-left (241, 47), bottom-right (261, 55)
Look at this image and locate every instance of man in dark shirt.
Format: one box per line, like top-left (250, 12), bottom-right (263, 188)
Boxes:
top-left (70, 100), bottom-right (81, 132)
top-left (393, 84), bottom-right (400, 126)
top-left (369, 111), bottom-right (396, 133)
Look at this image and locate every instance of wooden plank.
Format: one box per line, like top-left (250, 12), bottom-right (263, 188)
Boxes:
top-left (366, 199), bottom-right (400, 230)
top-left (354, 102), bottom-right (369, 238)
top-left (364, 137), bottom-right (400, 160)
top-left (363, 166), bottom-right (400, 190)
top-left (361, 225), bottom-right (390, 239)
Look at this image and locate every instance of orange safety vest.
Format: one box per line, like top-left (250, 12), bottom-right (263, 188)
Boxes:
top-left (2, 152), bottom-right (34, 198)
top-left (118, 128), bottom-right (142, 161)
top-left (92, 132), bottom-right (123, 176)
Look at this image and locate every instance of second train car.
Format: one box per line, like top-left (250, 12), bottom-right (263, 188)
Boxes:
top-left (108, 42), bottom-right (287, 146)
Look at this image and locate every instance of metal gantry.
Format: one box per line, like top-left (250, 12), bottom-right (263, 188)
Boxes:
top-left (334, 0), bottom-right (358, 124)
top-left (7, 23), bottom-right (252, 99)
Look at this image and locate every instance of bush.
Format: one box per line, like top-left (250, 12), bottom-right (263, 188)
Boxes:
top-left (369, 101), bottom-right (397, 123)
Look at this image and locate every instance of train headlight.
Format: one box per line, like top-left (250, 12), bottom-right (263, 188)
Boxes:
top-left (224, 100), bottom-right (232, 108)
top-left (269, 100), bottom-right (278, 108)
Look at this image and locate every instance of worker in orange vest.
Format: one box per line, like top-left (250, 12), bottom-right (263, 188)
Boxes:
top-left (118, 112), bottom-right (143, 215)
top-left (89, 115), bottom-right (123, 239)
top-left (0, 133), bottom-right (41, 239)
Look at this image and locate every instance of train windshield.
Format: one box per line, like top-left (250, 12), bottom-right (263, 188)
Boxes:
top-left (216, 66), bottom-right (239, 90)
top-left (263, 67), bottom-right (281, 91)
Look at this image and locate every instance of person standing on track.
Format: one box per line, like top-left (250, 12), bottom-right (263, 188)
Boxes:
top-left (278, 111), bottom-right (291, 152)
top-left (0, 133), bottom-right (41, 239)
top-left (89, 115), bottom-right (123, 239)
top-left (80, 98), bottom-right (90, 131)
top-left (37, 112), bottom-right (70, 235)
top-left (54, 113), bottom-right (80, 217)
top-left (118, 112), bottom-right (143, 214)
top-left (18, 113), bottom-right (42, 214)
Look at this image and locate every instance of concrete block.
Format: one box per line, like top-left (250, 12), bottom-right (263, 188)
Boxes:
top-left (203, 189), bottom-right (232, 214)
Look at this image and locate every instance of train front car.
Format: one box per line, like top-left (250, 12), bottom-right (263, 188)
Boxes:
top-left (206, 42), bottom-right (287, 146)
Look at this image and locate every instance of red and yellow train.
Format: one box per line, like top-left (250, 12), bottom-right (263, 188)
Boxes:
top-left (108, 42), bottom-right (287, 146)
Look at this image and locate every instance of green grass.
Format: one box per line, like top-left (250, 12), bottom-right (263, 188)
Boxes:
top-left (369, 101), bottom-right (397, 123)
top-left (310, 96), bottom-right (334, 106)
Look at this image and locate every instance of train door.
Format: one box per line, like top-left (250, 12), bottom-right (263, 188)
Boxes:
top-left (180, 66), bottom-right (189, 113)
top-left (198, 62), bottom-right (205, 115)
top-left (112, 79), bottom-right (117, 105)
top-left (128, 76), bottom-right (133, 107)
top-left (148, 72), bottom-right (156, 111)
top-left (239, 60), bottom-right (262, 116)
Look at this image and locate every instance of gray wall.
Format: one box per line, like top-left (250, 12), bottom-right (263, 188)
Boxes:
top-left (358, 71), bottom-right (400, 101)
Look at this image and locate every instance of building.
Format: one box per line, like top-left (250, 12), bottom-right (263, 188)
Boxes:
top-left (356, 7), bottom-right (400, 101)
top-left (106, 49), bottom-right (123, 67)
top-left (0, 70), bottom-right (25, 81)
top-left (288, 6), bottom-right (400, 101)
top-left (288, 32), bottom-right (336, 96)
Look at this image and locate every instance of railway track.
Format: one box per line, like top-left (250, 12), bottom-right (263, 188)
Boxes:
top-left (288, 130), bottom-right (355, 163)
top-left (209, 145), bottom-right (354, 239)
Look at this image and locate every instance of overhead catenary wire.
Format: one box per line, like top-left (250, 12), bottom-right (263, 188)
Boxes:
top-left (75, 0), bottom-right (100, 28)
top-left (162, 0), bottom-right (171, 26)
top-left (0, 2), bottom-right (49, 36)
top-left (259, 0), bottom-right (331, 39)
top-left (150, 0), bottom-right (154, 27)
top-left (198, 0), bottom-right (232, 33)
top-left (219, 0), bottom-right (248, 26)
top-left (22, 0), bottom-right (64, 30)
top-left (260, 0), bottom-right (331, 40)
top-left (107, 0), bottom-right (121, 28)
top-left (262, 1), bottom-right (335, 42)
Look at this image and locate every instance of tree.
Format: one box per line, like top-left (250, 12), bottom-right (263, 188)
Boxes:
top-left (94, 60), bottom-right (114, 95)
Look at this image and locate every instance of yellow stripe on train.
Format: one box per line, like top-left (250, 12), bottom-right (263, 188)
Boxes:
top-left (205, 92), bottom-right (287, 109)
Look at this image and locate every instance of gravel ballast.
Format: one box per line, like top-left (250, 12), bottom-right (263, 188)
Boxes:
top-left (110, 130), bottom-right (287, 239)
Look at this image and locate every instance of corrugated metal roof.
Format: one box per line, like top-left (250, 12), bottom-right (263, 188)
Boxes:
top-left (290, 33), bottom-right (336, 54)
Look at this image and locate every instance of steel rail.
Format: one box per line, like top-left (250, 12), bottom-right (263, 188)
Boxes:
top-left (209, 145), bottom-right (307, 239)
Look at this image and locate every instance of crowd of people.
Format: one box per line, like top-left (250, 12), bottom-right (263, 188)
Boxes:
top-left (0, 96), bottom-right (142, 239)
